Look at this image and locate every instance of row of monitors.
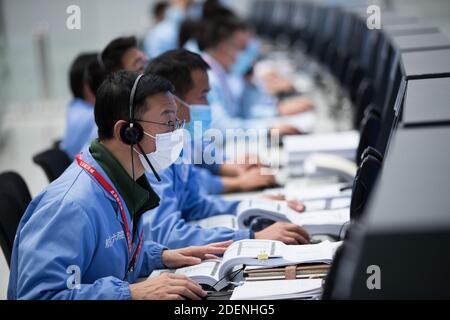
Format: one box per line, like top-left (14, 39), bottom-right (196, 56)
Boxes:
top-left (249, 0), bottom-right (450, 298)
top-left (329, 77), bottom-right (450, 298)
top-left (249, 0), bottom-right (450, 131)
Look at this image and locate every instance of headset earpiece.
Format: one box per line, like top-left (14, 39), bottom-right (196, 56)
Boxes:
top-left (120, 73), bottom-right (145, 145)
top-left (120, 121), bottom-right (144, 145)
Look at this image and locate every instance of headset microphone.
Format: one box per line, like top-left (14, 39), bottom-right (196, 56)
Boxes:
top-left (136, 142), bottom-right (161, 182)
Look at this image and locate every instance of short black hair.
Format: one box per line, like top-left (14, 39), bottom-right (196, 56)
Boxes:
top-left (95, 70), bottom-right (174, 140)
top-left (145, 49), bottom-right (210, 98)
top-left (85, 55), bottom-right (107, 96)
top-left (200, 17), bottom-right (247, 50)
top-left (202, 0), bottom-right (236, 20)
top-left (152, 1), bottom-right (168, 20)
top-left (100, 36), bottom-right (138, 74)
top-left (69, 52), bottom-right (97, 99)
top-left (179, 19), bottom-right (201, 48)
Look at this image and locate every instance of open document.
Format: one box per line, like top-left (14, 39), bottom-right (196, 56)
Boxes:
top-left (188, 198), bottom-right (350, 237)
top-left (148, 240), bottom-right (342, 291)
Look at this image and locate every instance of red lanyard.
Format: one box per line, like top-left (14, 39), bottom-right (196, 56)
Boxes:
top-left (75, 154), bottom-right (144, 275)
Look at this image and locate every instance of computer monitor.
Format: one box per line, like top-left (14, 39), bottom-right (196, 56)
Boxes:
top-left (329, 126), bottom-right (450, 299)
top-left (376, 42), bottom-right (450, 155)
top-left (401, 77), bottom-right (450, 127)
top-left (376, 52), bottom-right (404, 155)
top-left (401, 48), bottom-right (450, 79)
top-left (389, 32), bottom-right (450, 52)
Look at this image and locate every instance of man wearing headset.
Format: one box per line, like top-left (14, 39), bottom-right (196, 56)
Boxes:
top-left (142, 49), bottom-right (310, 249)
top-left (8, 71), bottom-right (230, 300)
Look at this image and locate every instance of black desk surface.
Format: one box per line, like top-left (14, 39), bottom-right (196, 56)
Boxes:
top-left (403, 77), bottom-right (450, 126)
top-left (401, 48), bottom-right (450, 79)
top-left (391, 32), bottom-right (450, 52)
top-left (365, 127), bottom-right (450, 232)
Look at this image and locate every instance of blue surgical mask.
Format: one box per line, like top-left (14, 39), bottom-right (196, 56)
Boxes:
top-left (185, 104), bottom-right (212, 139)
top-left (231, 39), bottom-right (261, 76)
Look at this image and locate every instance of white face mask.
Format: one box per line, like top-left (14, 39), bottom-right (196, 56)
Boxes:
top-left (134, 129), bottom-right (184, 173)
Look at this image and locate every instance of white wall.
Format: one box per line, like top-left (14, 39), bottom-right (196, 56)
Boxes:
top-left (1, 0), bottom-right (155, 105)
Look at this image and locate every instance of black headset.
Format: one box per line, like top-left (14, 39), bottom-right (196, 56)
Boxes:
top-left (120, 73), bottom-right (161, 181)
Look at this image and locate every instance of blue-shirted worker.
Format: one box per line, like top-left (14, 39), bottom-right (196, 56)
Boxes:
top-left (142, 49), bottom-right (310, 249)
top-left (145, 0), bottom-right (196, 58)
top-left (60, 53), bottom-right (99, 159)
top-left (201, 17), bottom-right (313, 136)
top-left (8, 71), bottom-right (230, 300)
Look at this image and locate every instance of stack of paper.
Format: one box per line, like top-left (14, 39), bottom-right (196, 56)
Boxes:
top-left (283, 181), bottom-right (351, 201)
top-left (230, 279), bottom-right (323, 300)
top-left (244, 264), bottom-right (331, 281)
top-left (273, 111), bottom-right (317, 134)
top-left (283, 131), bottom-right (359, 164)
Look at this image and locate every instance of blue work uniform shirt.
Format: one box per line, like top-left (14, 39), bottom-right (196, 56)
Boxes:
top-left (8, 141), bottom-right (165, 300)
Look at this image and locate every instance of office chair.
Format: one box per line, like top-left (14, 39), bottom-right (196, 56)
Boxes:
top-left (350, 153), bottom-right (383, 220)
top-left (356, 106), bottom-right (381, 165)
top-left (354, 79), bottom-right (375, 128)
top-left (0, 171), bottom-right (32, 266)
top-left (33, 147), bottom-right (72, 182)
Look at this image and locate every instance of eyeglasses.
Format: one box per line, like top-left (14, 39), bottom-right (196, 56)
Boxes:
top-left (135, 118), bottom-right (185, 131)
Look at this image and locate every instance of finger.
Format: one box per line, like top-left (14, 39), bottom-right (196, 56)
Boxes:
top-left (262, 194), bottom-right (285, 201)
top-left (204, 254), bottom-right (220, 260)
top-left (167, 274), bottom-right (193, 281)
top-left (170, 278), bottom-right (204, 293)
top-left (171, 280), bottom-right (206, 299)
top-left (281, 236), bottom-right (298, 245)
top-left (262, 174), bottom-right (275, 182)
top-left (287, 200), bottom-right (305, 212)
top-left (179, 256), bottom-right (203, 266)
top-left (284, 231), bottom-right (308, 245)
top-left (168, 286), bottom-right (202, 300)
top-left (165, 294), bottom-right (185, 300)
top-left (182, 242), bottom-right (232, 257)
top-left (206, 240), bottom-right (234, 248)
top-left (187, 245), bottom-right (229, 256)
top-left (284, 224), bottom-right (311, 241)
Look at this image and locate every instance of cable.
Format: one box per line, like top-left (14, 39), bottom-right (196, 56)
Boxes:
top-left (136, 142), bottom-right (161, 182)
top-left (211, 265), bottom-right (246, 291)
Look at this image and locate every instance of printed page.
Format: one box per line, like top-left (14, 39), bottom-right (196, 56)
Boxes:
top-left (190, 214), bottom-right (238, 230)
top-left (329, 197), bottom-right (351, 209)
top-left (285, 182), bottom-right (350, 201)
top-left (230, 279), bottom-right (323, 300)
top-left (287, 208), bottom-right (350, 226)
top-left (149, 259), bottom-right (221, 280)
top-left (282, 241), bottom-right (342, 264)
top-left (303, 199), bottom-right (327, 211)
top-left (222, 240), bottom-right (285, 263)
top-left (283, 131), bottom-right (359, 153)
